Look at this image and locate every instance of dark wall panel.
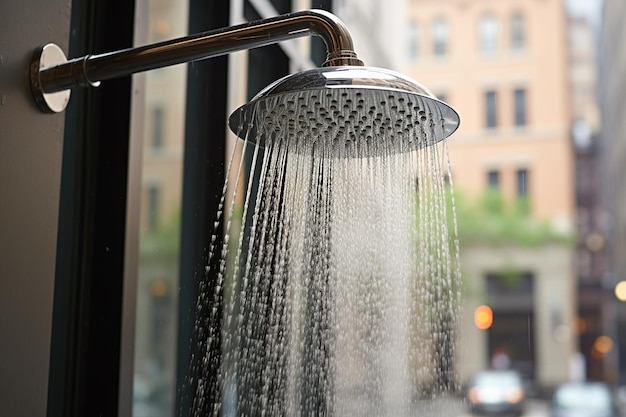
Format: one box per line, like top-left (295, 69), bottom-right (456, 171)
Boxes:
top-left (176, 1), bottom-right (230, 416)
top-left (0, 1), bottom-right (70, 416)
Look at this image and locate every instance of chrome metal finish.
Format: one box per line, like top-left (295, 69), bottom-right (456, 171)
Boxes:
top-left (29, 9), bottom-right (462, 147)
top-left (228, 66), bottom-right (460, 145)
top-left (30, 44), bottom-right (73, 113)
top-left (31, 9), bottom-right (364, 113)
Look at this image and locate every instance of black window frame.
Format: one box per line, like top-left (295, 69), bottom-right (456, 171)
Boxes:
top-left (51, 0), bottom-right (338, 415)
top-left (50, 0), bottom-right (138, 415)
top-left (50, 1), bottom-right (233, 416)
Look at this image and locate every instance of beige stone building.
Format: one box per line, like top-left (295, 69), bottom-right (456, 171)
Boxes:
top-left (405, 0), bottom-right (576, 389)
top-left (408, 0), bottom-right (573, 226)
top-left (133, 0), bottom-right (579, 406)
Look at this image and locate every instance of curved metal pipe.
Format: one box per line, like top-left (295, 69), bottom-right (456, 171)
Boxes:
top-left (32, 9), bottom-right (363, 111)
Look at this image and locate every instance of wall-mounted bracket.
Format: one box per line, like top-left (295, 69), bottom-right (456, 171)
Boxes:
top-left (29, 9), bottom-right (363, 114)
top-left (30, 44), bottom-right (74, 113)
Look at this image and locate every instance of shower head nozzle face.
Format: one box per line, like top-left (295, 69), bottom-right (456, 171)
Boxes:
top-left (228, 66), bottom-right (460, 155)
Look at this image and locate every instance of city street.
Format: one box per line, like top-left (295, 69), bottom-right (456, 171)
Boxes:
top-left (413, 396), bottom-right (550, 417)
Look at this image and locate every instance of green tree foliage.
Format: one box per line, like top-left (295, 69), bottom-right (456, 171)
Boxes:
top-left (449, 188), bottom-right (574, 247)
top-left (139, 209), bottom-right (181, 260)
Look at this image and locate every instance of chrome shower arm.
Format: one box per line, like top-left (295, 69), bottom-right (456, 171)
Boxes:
top-left (31, 9), bottom-right (363, 113)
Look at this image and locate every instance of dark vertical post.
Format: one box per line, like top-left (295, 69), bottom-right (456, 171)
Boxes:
top-left (176, 1), bottom-right (230, 416)
top-left (49, 0), bottom-right (136, 415)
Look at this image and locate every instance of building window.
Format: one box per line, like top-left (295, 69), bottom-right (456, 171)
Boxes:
top-left (479, 14), bottom-right (498, 55)
top-left (148, 185), bottom-right (160, 231)
top-left (511, 13), bottom-right (525, 50)
top-left (488, 170), bottom-right (500, 188)
top-left (517, 168), bottom-right (528, 197)
top-left (433, 18), bottom-right (448, 57)
top-left (152, 105), bottom-right (164, 149)
top-left (485, 90), bottom-right (498, 128)
top-left (408, 21), bottom-right (419, 59)
top-left (514, 88), bottom-right (527, 127)
top-left (485, 272), bottom-right (536, 379)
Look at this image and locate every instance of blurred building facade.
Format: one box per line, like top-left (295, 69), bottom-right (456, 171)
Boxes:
top-left (404, 0), bottom-right (577, 391)
top-left (131, 0), bottom-right (616, 409)
top-left (133, 0), bottom-right (188, 415)
top-left (567, 1), bottom-right (614, 383)
top-left (600, 0), bottom-right (626, 384)
top-left (134, 0), bottom-right (328, 415)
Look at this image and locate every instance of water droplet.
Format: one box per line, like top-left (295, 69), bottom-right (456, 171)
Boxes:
top-left (189, 97), bottom-right (461, 414)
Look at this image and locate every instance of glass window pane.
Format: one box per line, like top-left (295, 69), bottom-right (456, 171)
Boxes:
top-left (511, 13), bottom-right (525, 50)
top-left (480, 14), bottom-right (498, 54)
top-left (147, 185), bottom-right (160, 231)
top-left (517, 168), bottom-right (529, 196)
top-left (486, 90), bottom-right (498, 128)
top-left (151, 105), bottom-right (164, 150)
top-left (515, 88), bottom-right (527, 126)
top-left (433, 18), bottom-right (448, 56)
top-left (133, 0), bottom-right (188, 415)
top-left (488, 170), bottom-right (500, 188)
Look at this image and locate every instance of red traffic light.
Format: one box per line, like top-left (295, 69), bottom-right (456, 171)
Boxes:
top-left (474, 305), bottom-right (493, 330)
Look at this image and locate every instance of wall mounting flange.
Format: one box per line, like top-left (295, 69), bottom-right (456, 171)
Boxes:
top-left (30, 44), bottom-right (72, 113)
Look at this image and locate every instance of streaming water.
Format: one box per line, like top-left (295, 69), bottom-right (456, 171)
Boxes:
top-left (191, 91), bottom-right (461, 417)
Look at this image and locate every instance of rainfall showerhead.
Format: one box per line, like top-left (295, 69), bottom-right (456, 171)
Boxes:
top-left (228, 66), bottom-right (459, 151)
top-left (29, 8), bottom-right (460, 150)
